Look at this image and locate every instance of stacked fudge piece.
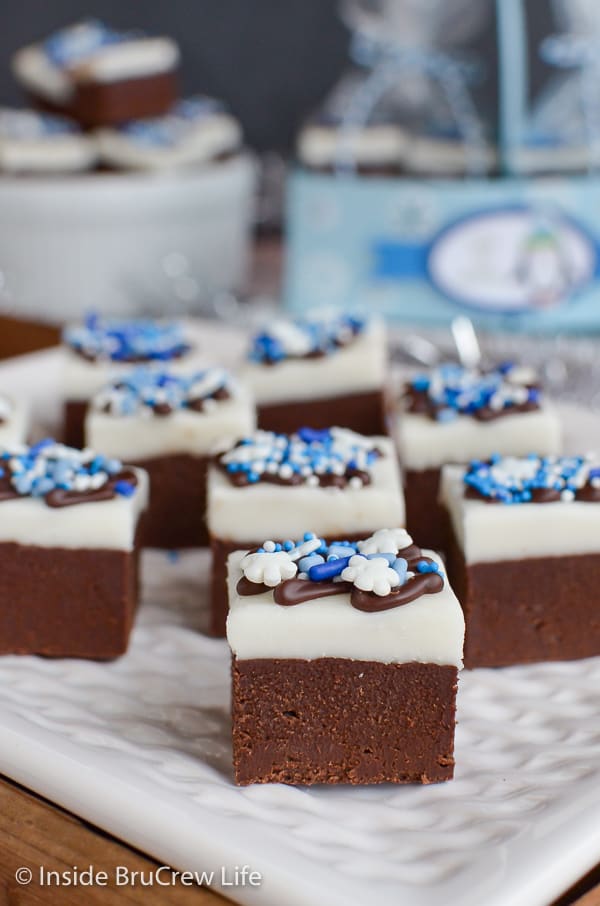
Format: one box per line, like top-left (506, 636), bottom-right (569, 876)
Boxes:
top-left (441, 454), bottom-right (600, 667)
top-left (13, 19), bottom-right (180, 127)
top-left (227, 527), bottom-right (465, 784)
top-left (397, 361), bottom-right (561, 551)
top-left (241, 312), bottom-right (389, 436)
top-left (3, 20), bottom-right (242, 175)
top-left (86, 366), bottom-right (255, 548)
top-left (207, 425), bottom-right (405, 636)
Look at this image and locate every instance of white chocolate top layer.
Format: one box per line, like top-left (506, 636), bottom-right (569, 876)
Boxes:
top-left (397, 403), bottom-right (561, 470)
top-left (227, 549), bottom-right (464, 667)
top-left (240, 318), bottom-right (387, 405)
top-left (297, 123), bottom-right (407, 168)
top-left (207, 436), bottom-right (405, 541)
top-left (0, 397), bottom-right (29, 447)
top-left (440, 463), bottom-right (600, 563)
top-left (0, 109), bottom-right (97, 174)
top-left (0, 466), bottom-right (148, 550)
top-left (85, 386), bottom-right (255, 459)
top-left (13, 33), bottom-right (179, 103)
top-left (97, 110), bottom-right (241, 171)
top-left (61, 344), bottom-right (208, 402)
top-left (405, 136), bottom-right (497, 176)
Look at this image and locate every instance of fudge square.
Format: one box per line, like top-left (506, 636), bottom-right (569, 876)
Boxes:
top-left (397, 362), bottom-right (561, 552)
top-left (227, 528), bottom-right (465, 785)
top-left (240, 313), bottom-right (389, 436)
top-left (0, 394), bottom-right (28, 446)
top-left (441, 455), bottom-right (600, 668)
top-left (85, 367), bottom-right (255, 548)
top-left (12, 20), bottom-right (179, 128)
top-left (62, 315), bottom-right (205, 448)
top-left (207, 426), bottom-right (405, 636)
top-left (0, 439), bottom-right (148, 658)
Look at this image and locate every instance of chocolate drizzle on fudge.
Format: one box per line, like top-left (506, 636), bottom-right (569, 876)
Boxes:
top-left (92, 367), bottom-right (233, 418)
top-left (463, 454), bottom-right (600, 504)
top-left (248, 313), bottom-right (367, 365)
top-left (0, 439), bottom-right (138, 508)
top-left (405, 362), bottom-right (541, 422)
top-left (64, 313), bottom-right (191, 364)
top-left (217, 427), bottom-right (381, 489)
top-left (236, 529), bottom-right (444, 613)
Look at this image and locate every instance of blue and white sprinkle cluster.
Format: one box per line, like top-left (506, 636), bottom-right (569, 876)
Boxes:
top-left (44, 20), bottom-right (134, 68)
top-left (0, 108), bottom-right (80, 140)
top-left (0, 439), bottom-right (133, 500)
top-left (94, 367), bottom-right (232, 417)
top-left (65, 314), bottom-right (189, 363)
top-left (241, 530), bottom-right (442, 596)
top-left (248, 313), bottom-right (367, 364)
top-left (464, 454), bottom-right (599, 504)
top-left (410, 362), bottom-right (539, 421)
top-left (221, 427), bottom-right (379, 486)
top-left (120, 97), bottom-right (224, 148)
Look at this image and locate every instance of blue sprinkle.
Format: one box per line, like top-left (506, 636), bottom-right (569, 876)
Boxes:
top-left (167, 550), bottom-right (180, 563)
top-left (297, 427), bottom-right (332, 444)
top-left (366, 553), bottom-right (395, 564)
top-left (308, 556), bottom-right (352, 582)
top-left (327, 543), bottom-right (356, 559)
top-left (283, 539), bottom-right (294, 551)
top-left (411, 375), bottom-right (430, 391)
top-left (416, 559), bottom-right (442, 575)
top-left (114, 480), bottom-right (136, 497)
top-left (392, 557), bottom-right (409, 583)
top-left (437, 408), bottom-right (457, 423)
top-left (298, 554), bottom-right (324, 573)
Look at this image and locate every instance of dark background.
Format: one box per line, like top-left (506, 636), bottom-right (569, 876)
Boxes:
top-left (0, 1), bottom-right (553, 152)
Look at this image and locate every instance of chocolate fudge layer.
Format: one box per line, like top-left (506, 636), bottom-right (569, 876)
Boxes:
top-left (445, 523), bottom-right (600, 668)
top-left (0, 534), bottom-right (141, 658)
top-left (257, 388), bottom-right (388, 437)
top-left (66, 71), bottom-right (177, 128)
top-left (137, 453), bottom-right (208, 548)
top-left (64, 399), bottom-right (88, 448)
top-left (30, 71), bottom-right (177, 128)
top-left (403, 467), bottom-right (446, 553)
top-left (233, 658), bottom-right (457, 785)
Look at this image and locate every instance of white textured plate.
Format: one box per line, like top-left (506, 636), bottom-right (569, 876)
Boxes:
top-left (0, 339), bottom-right (599, 906)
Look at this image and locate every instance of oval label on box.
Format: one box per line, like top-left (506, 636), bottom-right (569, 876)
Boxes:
top-left (428, 206), bottom-right (597, 313)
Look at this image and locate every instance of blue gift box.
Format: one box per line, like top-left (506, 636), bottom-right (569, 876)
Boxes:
top-left (284, 0), bottom-right (600, 332)
top-left (285, 170), bottom-right (600, 332)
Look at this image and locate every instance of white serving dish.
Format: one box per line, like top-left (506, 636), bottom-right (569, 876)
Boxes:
top-left (0, 155), bottom-right (256, 321)
top-left (0, 340), bottom-right (599, 906)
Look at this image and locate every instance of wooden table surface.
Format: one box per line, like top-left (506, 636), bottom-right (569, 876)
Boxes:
top-left (0, 304), bottom-right (598, 906)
